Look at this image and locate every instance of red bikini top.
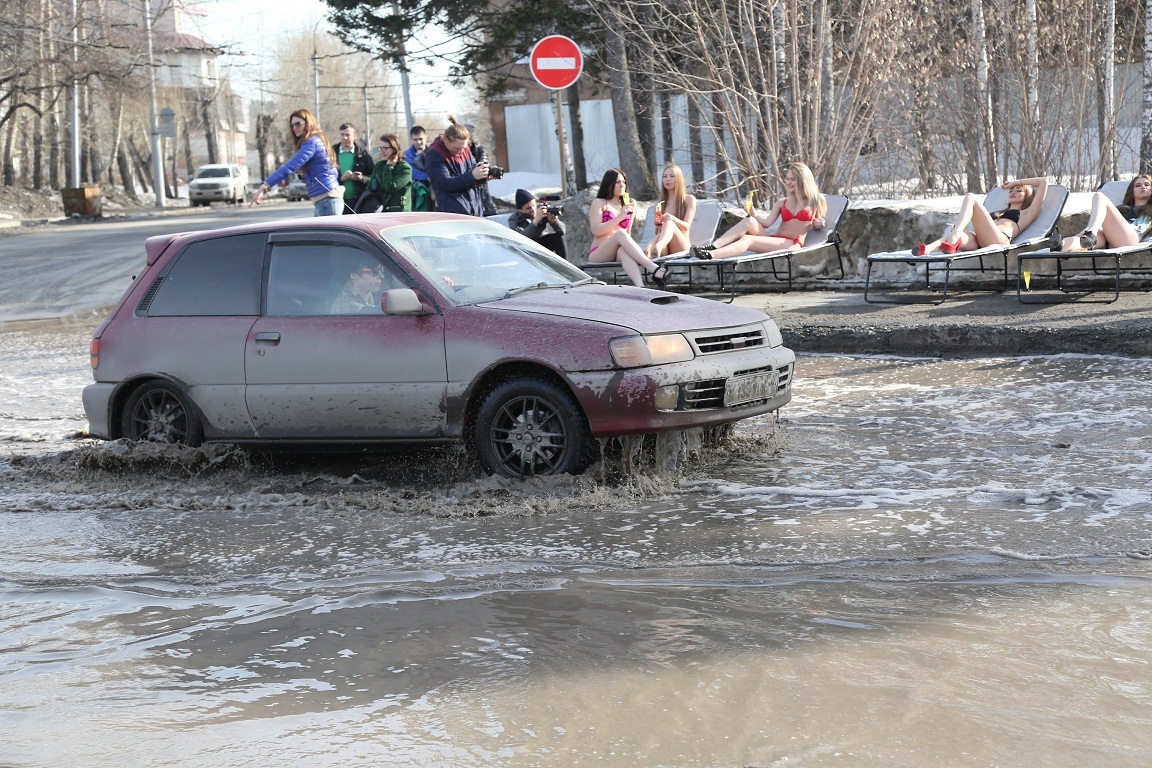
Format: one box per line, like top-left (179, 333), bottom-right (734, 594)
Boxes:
top-left (780, 204), bottom-right (814, 223)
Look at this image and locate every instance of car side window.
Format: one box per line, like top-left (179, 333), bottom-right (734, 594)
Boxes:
top-left (266, 242), bottom-right (404, 317)
top-left (145, 233), bottom-right (265, 316)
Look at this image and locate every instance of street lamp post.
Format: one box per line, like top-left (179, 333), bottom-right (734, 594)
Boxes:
top-left (312, 18), bottom-right (323, 121)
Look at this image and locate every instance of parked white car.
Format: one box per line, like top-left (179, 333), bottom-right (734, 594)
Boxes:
top-left (188, 163), bottom-right (248, 206)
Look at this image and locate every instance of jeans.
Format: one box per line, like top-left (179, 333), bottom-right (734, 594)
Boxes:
top-left (313, 196), bottom-right (343, 217)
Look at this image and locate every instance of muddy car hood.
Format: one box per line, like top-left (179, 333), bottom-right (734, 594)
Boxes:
top-left (484, 285), bottom-right (768, 334)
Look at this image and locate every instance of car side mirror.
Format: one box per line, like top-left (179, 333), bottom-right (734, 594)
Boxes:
top-left (382, 288), bottom-right (428, 316)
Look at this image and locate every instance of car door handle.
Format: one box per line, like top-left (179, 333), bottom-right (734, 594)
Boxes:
top-left (254, 332), bottom-right (281, 344)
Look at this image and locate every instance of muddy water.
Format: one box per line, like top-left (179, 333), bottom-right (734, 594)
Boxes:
top-left (1, 319), bottom-right (1151, 767)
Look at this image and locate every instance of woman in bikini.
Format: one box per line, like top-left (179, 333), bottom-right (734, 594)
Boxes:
top-left (1051, 174), bottom-right (1152, 252)
top-left (588, 168), bottom-right (669, 288)
top-left (911, 176), bottom-right (1050, 256)
top-left (644, 162), bottom-right (697, 258)
top-left (690, 161), bottom-right (826, 260)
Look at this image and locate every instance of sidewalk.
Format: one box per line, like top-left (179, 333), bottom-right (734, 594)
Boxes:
top-left (730, 289), bottom-right (1152, 358)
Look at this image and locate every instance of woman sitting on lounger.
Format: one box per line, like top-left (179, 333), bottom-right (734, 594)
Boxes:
top-left (690, 161), bottom-right (826, 260)
top-left (912, 176), bottom-right (1050, 256)
top-left (644, 162), bottom-right (697, 258)
top-left (1052, 174), bottom-right (1152, 252)
top-left (587, 168), bottom-right (669, 288)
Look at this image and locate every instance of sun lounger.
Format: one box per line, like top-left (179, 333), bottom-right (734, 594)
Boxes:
top-left (864, 184), bottom-right (1069, 304)
top-left (1016, 181), bottom-right (1152, 304)
top-left (658, 194), bottom-right (849, 303)
top-left (578, 199), bottom-right (726, 282)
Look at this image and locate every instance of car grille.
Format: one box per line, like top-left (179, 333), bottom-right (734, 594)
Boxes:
top-left (678, 362), bottom-right (793, 411)
top-left (687, 324), bottom-right (766, 354)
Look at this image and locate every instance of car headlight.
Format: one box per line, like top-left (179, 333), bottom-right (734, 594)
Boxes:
top-left (761, 319), bottom-right (784, 348)
top-left (609, 334), bottom-right (694, 368)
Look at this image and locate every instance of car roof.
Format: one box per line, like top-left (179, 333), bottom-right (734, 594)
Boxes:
top-left (143, 213), bottom-right (503, 265)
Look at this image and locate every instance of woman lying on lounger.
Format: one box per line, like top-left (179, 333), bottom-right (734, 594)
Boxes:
top-left (911, 176), bottom-right (1050, 256)
top-left (1051, 174), bottom-right (1152, 252)
top-left (689, 161), bottom-right (826, 260)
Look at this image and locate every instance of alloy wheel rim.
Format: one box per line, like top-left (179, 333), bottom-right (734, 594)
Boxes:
top-left (490, 395), bottom-right (567, 476)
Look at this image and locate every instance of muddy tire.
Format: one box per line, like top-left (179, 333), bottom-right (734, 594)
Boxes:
top-left (120, 380), bottom-right (204, 446)
top-left (473, 378), bottom-right (591, 478)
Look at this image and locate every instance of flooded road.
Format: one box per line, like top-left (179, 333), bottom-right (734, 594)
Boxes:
top-left (2, 317), bottom-right (1151, 766)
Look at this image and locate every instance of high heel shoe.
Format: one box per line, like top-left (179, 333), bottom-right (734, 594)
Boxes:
top-left (1047, 230), bottom-right (1063, 252)
top-left (650, 265), bottom-right (670, 289)
top-left (689, 245), bottom-right (712, 260)
top-left (1078, 231), bottom-right (1098, 250)
top-left (911, 243), bottom-right (928, 256)
top-left (939, 236), bottom-right (962, 254)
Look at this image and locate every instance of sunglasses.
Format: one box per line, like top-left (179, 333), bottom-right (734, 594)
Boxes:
top-left (290, 120), bottom-right (305, 128)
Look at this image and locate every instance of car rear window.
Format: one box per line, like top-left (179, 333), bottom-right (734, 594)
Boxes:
top-left (145, 234), bottom-right (265, 316)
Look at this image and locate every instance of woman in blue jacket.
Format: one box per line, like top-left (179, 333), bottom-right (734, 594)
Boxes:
top-left (250, 109), bottom-right (342, 216)
top-left (425, 116), bottom-right (490, 216)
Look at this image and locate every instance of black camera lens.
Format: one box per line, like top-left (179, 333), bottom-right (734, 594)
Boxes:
top-left (487, 165), bottom-right (505, 179)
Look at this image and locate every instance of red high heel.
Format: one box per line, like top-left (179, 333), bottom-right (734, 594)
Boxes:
top-left (939, 235), bottom-right (962, 254)
top-left (912, 243), bottom-right (928, 256)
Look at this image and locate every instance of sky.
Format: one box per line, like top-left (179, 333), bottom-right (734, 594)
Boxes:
top-left (182, 0), bottom-right (465, 120)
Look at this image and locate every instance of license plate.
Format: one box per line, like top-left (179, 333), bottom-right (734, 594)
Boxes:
top-left (723, 371), bottom-right (777, 406)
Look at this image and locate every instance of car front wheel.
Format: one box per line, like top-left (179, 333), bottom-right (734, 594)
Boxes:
top-left (120, 380), bottom-right (204, 446)
top-left (473, 378), bottom-right (590, 478)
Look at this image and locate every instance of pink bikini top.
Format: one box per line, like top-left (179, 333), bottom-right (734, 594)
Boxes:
top-left (780, 204), bottom-right (814, 223)
top-left (603, 207), bottom-right (632, 229)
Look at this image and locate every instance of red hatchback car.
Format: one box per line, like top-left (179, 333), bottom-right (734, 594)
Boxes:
top-left (83, 214), bottom-right (795, 477)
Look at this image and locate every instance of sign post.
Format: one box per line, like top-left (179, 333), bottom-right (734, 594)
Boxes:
top-left (529, 35), bottom-right (583, 198)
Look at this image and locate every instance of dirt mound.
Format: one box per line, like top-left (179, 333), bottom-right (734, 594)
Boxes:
top-left (0, 184), bottom-right (155, 222)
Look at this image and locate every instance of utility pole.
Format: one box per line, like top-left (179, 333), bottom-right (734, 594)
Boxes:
top-left (70, 0), bottom-right (80, 187)
top-left (392, 1), bottom-right (414, 132)
top-left (142, 0), bottom-right (164, 207)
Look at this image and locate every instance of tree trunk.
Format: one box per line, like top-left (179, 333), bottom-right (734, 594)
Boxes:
top-left (127, 134), bottom-right (152, 192)
top-left (3, 120), bottom-right (16, 186)
top-left (1142, 0), bottom-right (1152, 170)
top-left (117, 145), bottom-right (138, 201)
top-left (972, 0), bottom-right (995, 189)
top-left (201, 94), bottom-right (218, 165)
top-left (1103, 0), bottom-right (1117, 182)
top-left (606, 24), bottom-right (653, 198)
top-left (687, 93), bottom-right (704, 194)
top-left (659, 89), bottom-right (673, 163)
top-left (632, 58), bottom-right (657, 174)
top-left (565, 83), bottom-right (587, 189)
top-left (710, 90), bottom-right (730, 194)
top-left (1022, 0), bottom-right (1041, 174)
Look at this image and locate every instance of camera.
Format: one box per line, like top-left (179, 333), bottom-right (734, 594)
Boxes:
top-left (544, 204), bottom-right (562, 216)
top-left (486, 164), bottom-right (505, 180)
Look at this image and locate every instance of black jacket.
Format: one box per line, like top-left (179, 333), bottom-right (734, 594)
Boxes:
top-left (333, 142), bottom-right (375, 200)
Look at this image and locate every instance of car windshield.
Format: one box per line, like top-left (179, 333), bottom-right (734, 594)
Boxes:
top-left (384, 220), bottom-right (594, 305)
top-left (195, 167), bottom-right (229, 178)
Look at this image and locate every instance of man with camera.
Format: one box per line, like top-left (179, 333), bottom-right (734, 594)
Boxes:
top-left (509, 189), bottom-right (567, 259)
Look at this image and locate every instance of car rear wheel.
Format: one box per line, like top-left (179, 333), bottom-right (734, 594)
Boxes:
top-left (473, 378), bottom-right (591, 478)
top-left (120, 381), bottom-right (204, 446)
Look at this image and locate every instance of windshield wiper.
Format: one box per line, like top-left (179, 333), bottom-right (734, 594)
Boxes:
top-left (504, 281), bottom-right (586, 298)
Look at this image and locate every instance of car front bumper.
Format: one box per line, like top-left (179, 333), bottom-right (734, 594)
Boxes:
top-left (569, 345), bottom-right (796, 436)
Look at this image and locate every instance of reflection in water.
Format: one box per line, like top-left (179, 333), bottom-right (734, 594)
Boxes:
top-left (2, 326), bottom-right (1152, 766)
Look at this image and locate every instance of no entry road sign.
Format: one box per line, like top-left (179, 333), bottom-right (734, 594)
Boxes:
top-left (529, 35), bottom-right (583, 91)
